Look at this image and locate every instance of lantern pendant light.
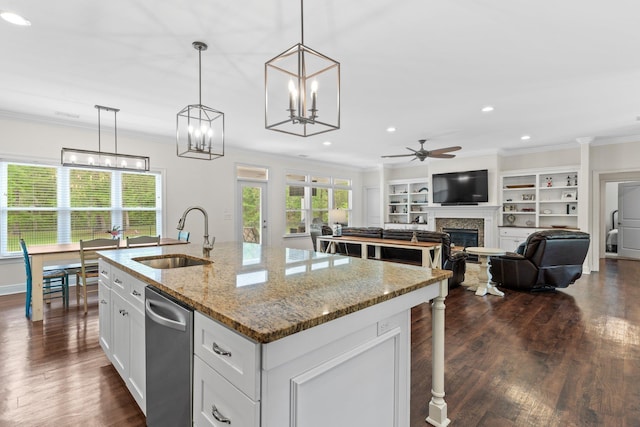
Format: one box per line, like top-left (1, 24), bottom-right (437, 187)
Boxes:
top-left (265, 0), bottom-right (340, 137)
top-left (177, 41), bottom-right (225, 160)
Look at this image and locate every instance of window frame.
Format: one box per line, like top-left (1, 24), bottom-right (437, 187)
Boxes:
top-left (284, 172), bottom-right (352, 236)
top-left (1, 160), bottom-right (163, 256)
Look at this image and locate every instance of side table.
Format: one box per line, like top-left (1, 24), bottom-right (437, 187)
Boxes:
top-left (464, 247), bottom-right (506, 297)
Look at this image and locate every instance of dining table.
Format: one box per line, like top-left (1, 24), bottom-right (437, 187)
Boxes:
top-left (27, 237), bottom-right (188, 322)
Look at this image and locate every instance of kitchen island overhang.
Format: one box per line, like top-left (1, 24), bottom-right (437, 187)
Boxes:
top-left (98, 242), bottom-right (452, 426)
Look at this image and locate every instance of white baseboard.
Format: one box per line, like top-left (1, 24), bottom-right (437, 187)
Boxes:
top-left (0, 281), bottom-right (78, 297)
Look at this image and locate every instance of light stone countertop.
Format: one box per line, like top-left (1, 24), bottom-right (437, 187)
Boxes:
top-left (99, 242), bottom-right (451, 343)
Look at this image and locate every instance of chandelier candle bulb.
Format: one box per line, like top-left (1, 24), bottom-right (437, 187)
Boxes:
top-left (288, 80), bottom-right (296, 114)
top-left (311, 80), bottom-right (318, 112)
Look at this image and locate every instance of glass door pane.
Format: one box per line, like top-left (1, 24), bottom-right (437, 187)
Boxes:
top-left (240, 182), bottom-right (267, 245)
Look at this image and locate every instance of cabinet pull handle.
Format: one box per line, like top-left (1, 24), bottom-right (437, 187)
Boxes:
top-left (132, 290), bottom-right (141, 296)
top-left (114, 278), bottom-right (122, 284)
top-left (212, 342), bottom-right (232, 357)
top-left (119, 309), bottom-right (128, 316)
top-left (211, 405), bottom-right (231, 424)
top-left (101, 269), bottom-right (108, 275)
top-left (100, 300), bottom-right (107, 304)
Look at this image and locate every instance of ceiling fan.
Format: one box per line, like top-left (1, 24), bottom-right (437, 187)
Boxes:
top-left (381, 139), bottom-right (462, 162)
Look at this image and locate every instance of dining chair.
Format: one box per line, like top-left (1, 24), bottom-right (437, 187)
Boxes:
top-left (20, 239), bottom-right (69, 318)
top-left (77, 238), bottom-right (120, 314)
top-left (126, 235), bottom-right (161, 247)
top-left (177, 230), bottom-right (190, 242)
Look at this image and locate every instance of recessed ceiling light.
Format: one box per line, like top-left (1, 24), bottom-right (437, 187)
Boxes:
top-left (521, 135), bottom-right (531, 141)
top-left (322, 141), bottom-right (332, 146)
top-left (1, 11), bottom-right (31, 26)
top-left (386, 126), bottom-right (396, 133)
top-left (481, 106), bottom-right (494, 113)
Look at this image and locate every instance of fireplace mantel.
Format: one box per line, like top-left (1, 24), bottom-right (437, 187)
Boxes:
top-left (422, 205), bottom-right (501, 247)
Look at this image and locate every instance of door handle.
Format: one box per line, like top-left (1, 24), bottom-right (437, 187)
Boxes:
top-left (145, 298), bottom-right (187, 331)
top-left (211, 405), bottom-right (231, 424)
top-left (212, 342), bottom-right (232, 357)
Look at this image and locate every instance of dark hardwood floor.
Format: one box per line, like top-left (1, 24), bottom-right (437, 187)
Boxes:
top-left (411, 258), bottom-right (640, 426)
top-left (1, 258), bottom-right (638, 426)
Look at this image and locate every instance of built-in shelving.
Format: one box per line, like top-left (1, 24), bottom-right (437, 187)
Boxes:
top-left (387, 178), bottom-right (429, 225)
top-left (500, 169), bottom-right (579, 229)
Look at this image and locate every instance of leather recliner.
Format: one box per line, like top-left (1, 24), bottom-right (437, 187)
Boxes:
top-left (489, 229), bottom-right (590, 291)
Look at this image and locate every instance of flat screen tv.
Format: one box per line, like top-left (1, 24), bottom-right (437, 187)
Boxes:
top-left (432, 169), bottom-right (489, 205)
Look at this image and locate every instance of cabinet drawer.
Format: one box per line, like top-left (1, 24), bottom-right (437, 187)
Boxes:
top-left (194, 312), bottom-right (260, 400)
top-left (499, 228), bottom-right (533, 239)
top-left (128, 277), bottom-right (146, 314)
top-left (111, 268), bottom-right (132, 298)
top-left (193, 355), bottom-right (259, 427)
top-left (98, 260), bottom-right (111, 283)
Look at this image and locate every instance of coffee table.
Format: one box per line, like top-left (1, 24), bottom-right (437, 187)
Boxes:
top-left (464, 247), bottom-right (506, 297)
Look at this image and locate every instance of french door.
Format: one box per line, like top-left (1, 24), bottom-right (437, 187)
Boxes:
top-left (238, 181), bottom-right (268, 246)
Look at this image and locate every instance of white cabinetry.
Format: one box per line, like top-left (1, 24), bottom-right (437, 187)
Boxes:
top-left (98, 261), bottom-right (111, 356)
top-left (98, 262), bottom-right (146, 415)
top-left (499, 227), bottom-right (536, 253)
top-left (193, 311), bottom-right (260, 427)
top-left (500, 168), bottom-right (580, 230)
top-left (387, 178), bottom-right (429, 226)
top-left (192, 284), bottom-right (439, 427)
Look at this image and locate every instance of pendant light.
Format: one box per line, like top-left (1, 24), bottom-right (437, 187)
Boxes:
top-left (265, 0), bottom-right (340, 137)
top-left (61, 105), bottom-right (150, 171)
top-left (177, 41), bottom-right (225, 160)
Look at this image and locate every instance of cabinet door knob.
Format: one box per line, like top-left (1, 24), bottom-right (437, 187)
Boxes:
top-left (211, 405), bottom-right (231, 424)
top-left (212, 342), bottom-right (232, 357)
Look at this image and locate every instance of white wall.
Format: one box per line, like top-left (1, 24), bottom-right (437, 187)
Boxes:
top-left (499, 147), bottom-right (580, 171)
top-left (0, 116), bottom-right (363, 293)
top-left (589, 141), bottom-right (640, 263)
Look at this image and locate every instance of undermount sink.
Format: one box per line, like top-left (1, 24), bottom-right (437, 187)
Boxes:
top-left (133, 254), bottom-right (212, 269)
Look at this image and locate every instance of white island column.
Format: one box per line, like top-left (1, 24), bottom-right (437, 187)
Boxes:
top-left (427, 280), bottom-right (450, 426)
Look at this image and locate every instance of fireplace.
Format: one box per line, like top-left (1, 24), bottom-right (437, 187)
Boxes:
top-left (419, 205), bottom-right (501, 248)
top-left (443, 227), bottom-right (479, 261)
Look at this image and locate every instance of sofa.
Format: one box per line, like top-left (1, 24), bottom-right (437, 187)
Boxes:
top-left (327, 227), bottom-right (467, 289)
top-left (489, 229), bottom-right (590, 291)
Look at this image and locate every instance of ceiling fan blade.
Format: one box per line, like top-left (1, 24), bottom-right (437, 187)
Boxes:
top-left (428, 146), bottom-right (462, 156)
top-left (429, 153), bottom-right (457, 159)
top-left (381, 153), bottom-right (415, 158)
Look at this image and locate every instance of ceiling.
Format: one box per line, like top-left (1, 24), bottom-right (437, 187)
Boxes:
top-left (2, 0), bottom-right (640, 169)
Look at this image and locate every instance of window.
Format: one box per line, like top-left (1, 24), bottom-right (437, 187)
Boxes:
top-left (285, 173), bottom-right (351, 235)
top-left (1, 161), bottom-right (162, 255)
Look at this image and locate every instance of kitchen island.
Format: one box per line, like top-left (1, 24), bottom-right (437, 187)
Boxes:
top-left (98, 242), bottom-right (451, 427)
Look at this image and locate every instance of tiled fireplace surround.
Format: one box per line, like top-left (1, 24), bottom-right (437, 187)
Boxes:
top-left (422, 206), bottom-right (501, 248)
top-left (436, 218), bottom-right (485, 247)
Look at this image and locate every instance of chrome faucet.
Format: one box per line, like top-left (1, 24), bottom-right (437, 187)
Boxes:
top-left (177, 206), bottom-right (214, 257)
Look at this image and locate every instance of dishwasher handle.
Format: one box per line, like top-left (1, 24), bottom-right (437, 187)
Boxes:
top-left (145, 297), bottom-right (188, 332)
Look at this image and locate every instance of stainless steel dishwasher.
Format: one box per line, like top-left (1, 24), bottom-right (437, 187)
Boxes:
top-left (145, 286), bottom-right (193, 427)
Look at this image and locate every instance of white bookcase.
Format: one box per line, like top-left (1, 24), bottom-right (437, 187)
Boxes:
top-left (387, 178), bottom-right (430, 225)
top-left (500, 168), bottom-right (580, 230)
